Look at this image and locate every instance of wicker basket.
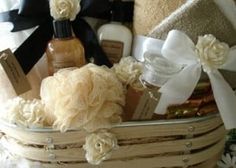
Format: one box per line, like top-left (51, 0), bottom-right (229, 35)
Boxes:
top-left (0, 114), bottom-right (225, 168)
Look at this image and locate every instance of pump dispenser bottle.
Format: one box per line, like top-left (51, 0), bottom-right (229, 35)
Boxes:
top-left (97, 0), bottom-right (132, 64)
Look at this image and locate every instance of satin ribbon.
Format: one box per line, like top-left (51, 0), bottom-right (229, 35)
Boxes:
top-left (133, 30), bottom-right (236, 129)
top-left (0, 0), bottom-right (134, 73)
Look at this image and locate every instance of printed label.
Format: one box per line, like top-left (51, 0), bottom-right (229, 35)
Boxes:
top-left (132, 89), bottom-right (161, 120)
top-left (101, 40), bottom-right (124, 63)
top-left (0, 49), bottom-right (31, 95)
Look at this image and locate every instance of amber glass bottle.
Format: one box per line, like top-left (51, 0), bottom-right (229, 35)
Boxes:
top-left (46, 19), bottom-right (86, 75)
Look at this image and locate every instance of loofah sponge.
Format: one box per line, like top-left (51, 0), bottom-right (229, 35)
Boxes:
top-left (40, 64), bottom-right (125, 132)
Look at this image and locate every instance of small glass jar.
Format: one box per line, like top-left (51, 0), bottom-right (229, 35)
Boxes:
top-left (123, 53), bottom-right (183, 121)
top-left (141, 52), bottom-right (182, 88)
top-left (139, 53), bottom-right (183, 119)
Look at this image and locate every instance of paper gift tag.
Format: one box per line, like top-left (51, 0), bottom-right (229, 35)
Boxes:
top-left (0, 49), bottom-right (31, 95)
top-left (132, 89), bottom-right (160, 120)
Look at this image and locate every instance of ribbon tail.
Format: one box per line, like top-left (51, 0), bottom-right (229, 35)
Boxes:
top-left (79, 0), bottom-right (111, 19)
top-left (0, 9), bottom-right (48, 32)
top-left (208, 70), bottom-right (236, 129)
top-left (72, 18), bottom-right (112, 67)
top-left (79, 0), bottom-right (134, 22)
top-left (14, 20), bottom-right (53, 74)
top-left (155, 63), bottom-right (201, 114)
top-left (220, 46), bottom-right (236, 71)
top-left (0, 10), bottom-right (18, 22)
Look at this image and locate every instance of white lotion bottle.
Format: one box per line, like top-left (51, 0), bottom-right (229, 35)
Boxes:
top-left (97, 0), bottom-right (132, 64)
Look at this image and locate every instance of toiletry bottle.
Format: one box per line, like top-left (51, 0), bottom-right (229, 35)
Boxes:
top-left (97, 0), bottom-right (132, 64)
top-left (46, 19), bottom-right (86, 75)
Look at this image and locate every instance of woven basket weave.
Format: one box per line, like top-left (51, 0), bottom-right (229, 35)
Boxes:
top-left (0, 114), bottom-right (225, 168)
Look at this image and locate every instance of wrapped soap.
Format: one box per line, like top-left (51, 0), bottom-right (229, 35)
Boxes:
top-left (133, 0), bottom-right (186, 35)
top-left (166, 82), bottom-right (217, 119)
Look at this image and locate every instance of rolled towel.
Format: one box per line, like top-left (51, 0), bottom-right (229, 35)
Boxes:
top-left (133, 0), bottom-right (186, 35)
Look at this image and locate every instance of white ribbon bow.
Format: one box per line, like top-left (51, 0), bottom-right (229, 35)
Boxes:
top-left (133, 30), bottom-right (236, 130)
top-left (133, 30), bottom-right (236, 129)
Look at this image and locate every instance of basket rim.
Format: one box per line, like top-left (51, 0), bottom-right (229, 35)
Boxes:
top-left (0, 113), bottom-right (220, 133)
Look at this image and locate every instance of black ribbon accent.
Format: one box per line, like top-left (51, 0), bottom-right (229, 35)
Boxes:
top-left (14, 20), bottom-right (53, 74)
top-left (0, 0), bottom-right (134, 74)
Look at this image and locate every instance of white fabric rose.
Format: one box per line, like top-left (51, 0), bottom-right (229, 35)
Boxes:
top-left (50, 0), bottom-right (81, 21)
top-left (112, 56), bottom-right (144, 90)
top-left (196, 34), bottom-right (229, 72)
top-left (83, 130), bottom-right (118, 165)
top-left (0, 97), bottom-right (49, 128)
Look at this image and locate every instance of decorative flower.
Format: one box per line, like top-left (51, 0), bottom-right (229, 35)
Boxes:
top-left (112, 56), bottom-right (144, 90)
top-left (40, 64), bottom-right (125, 132)
top-left (83, 130), bottom-right (118, 165)
top-left (0, 97), bottom-right (49, 128)
top-left (217, 153), bottom-right (236, 168)
top-left (196, 34), bottom-right (229, 72)
top-left (50, 0), bottom-right (81, 21)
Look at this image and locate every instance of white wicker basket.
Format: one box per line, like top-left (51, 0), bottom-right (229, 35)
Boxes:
top-left (0, 114), bottom-right (225, 168)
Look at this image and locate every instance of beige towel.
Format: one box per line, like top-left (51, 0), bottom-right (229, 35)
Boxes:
top-left (133, 0), bottom-right (186, 35)
top-left (149, 0), bottom-right (236, 46)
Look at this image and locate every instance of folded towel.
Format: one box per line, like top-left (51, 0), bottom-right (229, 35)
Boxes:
top-left (149, 0), bottom-right (236, 46)
top-left (133, 0), bottom-right (186, 35)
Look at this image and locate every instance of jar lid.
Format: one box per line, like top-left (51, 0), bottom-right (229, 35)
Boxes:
top-left (141, 53), bottom-right (182, 87)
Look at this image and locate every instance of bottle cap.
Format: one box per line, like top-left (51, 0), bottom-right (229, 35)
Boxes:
top-left (111, 0), bottom-right (126, 22)
top-left (53, 19), bottom-right (72, 38)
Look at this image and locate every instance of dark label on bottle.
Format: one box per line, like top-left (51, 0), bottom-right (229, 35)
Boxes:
top-left (101, 40), bottom-right (124, 64)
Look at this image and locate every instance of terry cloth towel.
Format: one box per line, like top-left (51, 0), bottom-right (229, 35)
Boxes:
top-left (133, 0), bottom-right (186, 35)
top-left (148, 0), bottom-right (236, 46)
